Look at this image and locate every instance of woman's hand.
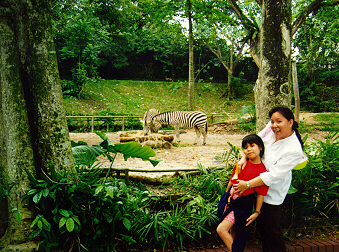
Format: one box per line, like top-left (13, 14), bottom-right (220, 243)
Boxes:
top-left (233, 180), bottom-right (247, 195)
top-left (246, 212), bottom-right (260, 226)
top-left (237, 155), bottom-right (247, 170)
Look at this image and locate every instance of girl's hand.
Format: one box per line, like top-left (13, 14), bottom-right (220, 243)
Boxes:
top-left (246, 212), bottom-right (260, 226)
top-left (237, 155), bottom-right (247, 170)
top-left (233, 180), bottom-right (247, 195)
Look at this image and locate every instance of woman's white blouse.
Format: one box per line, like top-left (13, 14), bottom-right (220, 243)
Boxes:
top-left (258, 122), bottom-right (304, 205)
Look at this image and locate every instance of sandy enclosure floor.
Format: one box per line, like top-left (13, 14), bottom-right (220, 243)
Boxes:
top-left (69, 113), bottom-right (327, 178)
top-left (70, 130), bottom-right (247, 178)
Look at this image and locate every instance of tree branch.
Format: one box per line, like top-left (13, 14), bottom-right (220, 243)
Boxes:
top-left (226, 0), bottom-right (258, 31)
top-left (292, 0), bottom-right (339, 36)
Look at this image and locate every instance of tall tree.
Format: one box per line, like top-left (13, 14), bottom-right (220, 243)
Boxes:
top-left (254, 0), bottom-right (293, 129)
top-left (226, 0), bottom-right (339, 129)
top-left (187, 0), bottom-right (195, 110)
top-left (194, 0), bottom-right (252, 100)
top-left (0, 0), bottom-right (74, 246)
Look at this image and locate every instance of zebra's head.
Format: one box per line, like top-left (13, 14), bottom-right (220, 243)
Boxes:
top-left (142, 108), bottom-right (160, 135)
top-left (149, 119), bottom-right (161, 133)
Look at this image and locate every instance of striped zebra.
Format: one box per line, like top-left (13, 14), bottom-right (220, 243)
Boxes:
top-left (142, 108), bottom-right (160, 135)
top-left (149, 111), bottom-right (208, 145)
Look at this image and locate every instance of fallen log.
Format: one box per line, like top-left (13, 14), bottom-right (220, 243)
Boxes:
top-left (119, 134), bottom-right (174, 143)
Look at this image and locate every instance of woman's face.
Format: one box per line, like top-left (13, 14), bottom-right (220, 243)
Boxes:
top-left (270, 112), bottom-right (294, 141)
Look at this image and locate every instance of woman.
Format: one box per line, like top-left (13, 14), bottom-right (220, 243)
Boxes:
top-left (233, 105), bottom-right (307, 252)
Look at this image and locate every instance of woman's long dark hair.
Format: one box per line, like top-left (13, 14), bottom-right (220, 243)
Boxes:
top-left (269, 105), bottom-right (304, 149)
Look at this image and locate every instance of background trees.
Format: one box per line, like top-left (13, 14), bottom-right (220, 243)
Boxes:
top-left (53, 0), bottom-right (339, 115)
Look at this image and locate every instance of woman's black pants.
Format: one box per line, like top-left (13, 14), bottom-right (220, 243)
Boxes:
top-left (258, 202), bottom-right (286, 252)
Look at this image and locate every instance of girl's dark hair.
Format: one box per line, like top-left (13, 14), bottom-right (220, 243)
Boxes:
top-left (242, 134), bottom-right (265, 158)
top-left (269, 105), bottom-right (304, 148)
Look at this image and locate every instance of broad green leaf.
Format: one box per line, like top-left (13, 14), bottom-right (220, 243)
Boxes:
top-left (42, 188), bottom-right (49, 197)
top-left (30, 228), bottom-right (41, 239)
top-left (94, 186), bottom-right (104, 195)
top-left (27, 189), bottom-right (38, 195)
top-left (59, 217), bottom-right (67, 228)
top-left (106, 186), bottom-right (114, 199)
top-left (42, 218), bottom-right (51, 232)
top-left (30, 215), bottom-right (40, 228)
top-left (59, 209), bottom-right (70, 218)
top-left (66, 218), bottom-right (75, 232)
top-left (123, 218), bottom-right (131, 231)
top-left (37, 220), bottom-right (43, 230)
top-left (72, 216), bottom-right (81, 226)
top-left (33, 191), bottom-right (42, 204)
top-left (112, 142), bottom-right (161, 167)
top-left (288, 185), bottom-right (298, 194)
top-left (95, 131), bottom-right (108, 141)
top-left (72, 145), bottom-right (105, 166)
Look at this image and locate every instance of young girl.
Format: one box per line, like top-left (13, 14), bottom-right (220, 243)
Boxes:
top-left (217, 134), bottom-right (269, 252)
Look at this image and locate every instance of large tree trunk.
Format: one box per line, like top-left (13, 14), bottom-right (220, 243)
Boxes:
top-left (0, 14), bottom-right (36, 245)
top-left (187, 0), bottom-right (195, 110)
top-left (254, 0), bottom-right (293, 130)
top-left (0, 0), bottom-right (75, 246)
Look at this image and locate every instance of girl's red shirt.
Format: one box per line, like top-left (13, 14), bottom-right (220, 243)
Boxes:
top-left (231, 161), bottom-right (269, 196)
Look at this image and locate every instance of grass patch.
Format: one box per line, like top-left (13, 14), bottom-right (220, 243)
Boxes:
top-left (63, 79), bottom-right (255, 117)
top-left (313, 113), bottom-right (339, 131)
top-left (300, 113), bottom-right (339, 133)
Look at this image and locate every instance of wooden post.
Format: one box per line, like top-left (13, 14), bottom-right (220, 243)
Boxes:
top-left (122, 116), bottom-right (125, 131)
top-left (292, 62), bottom-right (300, 124)
top-left (124, 169), bottom-right (129, 185)
top-left (91, 116), bottom-right (94, 132)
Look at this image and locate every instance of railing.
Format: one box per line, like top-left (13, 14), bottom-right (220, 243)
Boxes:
top-left (66, 113), bottom-right (236, 132)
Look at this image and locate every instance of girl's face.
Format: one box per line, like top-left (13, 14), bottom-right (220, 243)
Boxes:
top-left (243, 142), bottom-right (262, 163)
top-left (270, 111), bottom-right (294, 141)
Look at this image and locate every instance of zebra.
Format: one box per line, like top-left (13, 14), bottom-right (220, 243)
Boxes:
top-left (142, 108), bottom-right (160, 135)
top-left (149, 111), bottom-right (208, 145)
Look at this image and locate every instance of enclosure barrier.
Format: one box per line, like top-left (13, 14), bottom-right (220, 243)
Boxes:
top-left (66, 113), bottom-right (235, 132)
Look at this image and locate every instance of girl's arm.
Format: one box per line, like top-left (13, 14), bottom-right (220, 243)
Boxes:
top-left (225, 180), bottom-right (232, 192)
top-left (246, 194), bottom-right (264, 226)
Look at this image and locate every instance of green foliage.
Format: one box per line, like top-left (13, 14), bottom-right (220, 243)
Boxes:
top-left (231, 73), bottom-right (251, 99)
top-left (0, 166), bottom-right (13, 201)
top-left (237, 104), bottom-right (256, 132)
top-left (24, 138), bottom-right (227, 251)
top-left (289, 131), bottom-right (339, 229)
top-left (299, 82), bottom-right (339, 112)
top-left (238, 104), bottom-right (256, 123)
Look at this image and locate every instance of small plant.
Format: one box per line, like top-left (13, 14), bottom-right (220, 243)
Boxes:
top-left (0, 166), bottom-right (13, 201)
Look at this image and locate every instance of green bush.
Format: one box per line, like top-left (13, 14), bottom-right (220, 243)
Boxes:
top-left (299, 82), bottom-right (339, 112)
top-left (23, 132), bottom-right (339, 250)
top-left (287, 131), bottom-right (339, 231)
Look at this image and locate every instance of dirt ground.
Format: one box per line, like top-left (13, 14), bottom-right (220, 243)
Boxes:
top-left (69, 113), bottom-right (327, 178)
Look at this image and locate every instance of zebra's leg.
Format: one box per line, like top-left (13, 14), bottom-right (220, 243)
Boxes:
top-left (201, 127), bottom-right (207, 146)
top-left (174, 124), bottom-right (180, 142)
top-left (194, 126), bottom-right (201, 145)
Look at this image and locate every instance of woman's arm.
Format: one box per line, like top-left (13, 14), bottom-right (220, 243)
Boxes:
top-left (237, 154), bottom-right (247, 170)
top-left (233, 176), bottom-right (265, 195)
top-left (246, 194), bottom-right (264, 226)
